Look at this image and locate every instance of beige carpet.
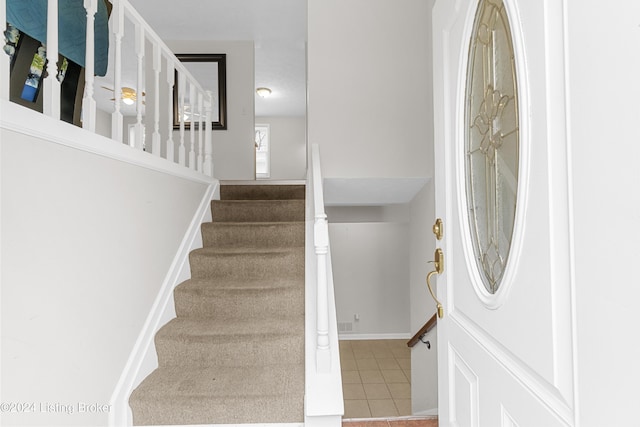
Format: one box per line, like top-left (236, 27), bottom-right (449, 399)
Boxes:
top-left (129, 184), bottom-right (305, 425)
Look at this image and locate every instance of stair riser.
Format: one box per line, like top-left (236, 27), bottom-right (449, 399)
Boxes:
top-left (189, 251), bottom-right (304, 279)
top-left (174, 288), bottom-right (304, 318)
top-left (155, 335), bottom-right (304, 368)
top-left (212, 200), bottom-right (305, 222)
top-left (202, 223), bottom-right (304, 248)
top-left (220, 184), bottom-right (305, 201)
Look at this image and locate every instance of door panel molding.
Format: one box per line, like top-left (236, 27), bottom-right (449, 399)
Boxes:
top-left (451, 313), bottom-right (574, 424)
top-left (450, 344), bottom-right (479, 427)
top-left (500, 406), bottom-right (519, 427)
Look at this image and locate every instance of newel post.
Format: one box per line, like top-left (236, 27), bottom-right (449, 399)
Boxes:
top-left (315, 213), bottom-right (331, 373)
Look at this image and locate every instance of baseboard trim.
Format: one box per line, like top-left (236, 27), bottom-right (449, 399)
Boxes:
top-left (338, 333), bottom-right (412, 341)
top-left (413, 408), bottom-right (439, 417)
top-left (109, 182), bottom-right (217, 427)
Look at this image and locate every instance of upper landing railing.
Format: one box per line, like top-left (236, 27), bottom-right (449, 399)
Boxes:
top-left (0, 0), bottom-right (213, 176)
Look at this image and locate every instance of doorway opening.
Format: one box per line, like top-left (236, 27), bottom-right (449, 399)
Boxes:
top-left (255, 124), bottom-right (270, 179)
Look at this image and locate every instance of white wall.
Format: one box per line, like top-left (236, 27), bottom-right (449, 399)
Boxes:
top-left (307, 0), bottom-right (433, 179)
top-left (329, 213), bottom-right (410, 338)
top-left (408, 180), bottom-right (438, 415)
top-left (567, 1), bottom-right (640, 425)
top-left (0, 128), bottom-right (209, 426)
top-left (168, 40), bottom-right (256, 180)
top-left (95, 108), bottom-right (112, 139)
top-left (255, 116), bottom-right (306, 180)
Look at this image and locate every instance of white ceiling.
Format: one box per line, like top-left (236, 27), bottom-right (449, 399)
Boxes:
top-left (126, 0), bottom-right (307, 117)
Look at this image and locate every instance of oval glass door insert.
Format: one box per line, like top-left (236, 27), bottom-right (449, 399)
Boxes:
top-left (465, 0), bottom-right (520, 294)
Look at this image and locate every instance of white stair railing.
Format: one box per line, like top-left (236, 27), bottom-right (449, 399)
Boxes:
top-left (81, 0), bottom-right (97, 132)
top-left (305, 144), bottom-right (344, 427)
top-left (43, 0), bottom-right (60, 119)
top-left (0, 0), bottom-right (214, 177)
top-left (0, 0), bottom-right (8, 100)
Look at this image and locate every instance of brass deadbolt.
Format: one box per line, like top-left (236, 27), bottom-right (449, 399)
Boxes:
top-left (433, 218), bottom-right (443, 240)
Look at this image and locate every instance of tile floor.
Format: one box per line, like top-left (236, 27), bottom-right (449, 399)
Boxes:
top-left (340, 339), bottom-right (412, 418)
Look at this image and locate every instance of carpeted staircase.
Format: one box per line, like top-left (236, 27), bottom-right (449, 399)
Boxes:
top-left (129, 184), bottom-right (306, 425)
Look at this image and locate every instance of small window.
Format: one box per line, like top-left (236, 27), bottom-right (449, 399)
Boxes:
top-left (255, 124), bottom-right (270, 179)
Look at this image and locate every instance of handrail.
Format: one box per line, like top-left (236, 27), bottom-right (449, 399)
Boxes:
top-left (407, 313), bottom-right (438, 348)
top-left (0, 0), bottom-right (214, 176)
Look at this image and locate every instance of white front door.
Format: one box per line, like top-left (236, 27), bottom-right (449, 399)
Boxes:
top-left (432, 0), bottom-right (576, 425)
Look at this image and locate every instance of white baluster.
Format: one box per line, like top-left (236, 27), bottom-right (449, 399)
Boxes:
top-left (81, 0), bottom-right (97, 130)
top-left (151, 43), bottom-right (161, 156)
top-left (43, 0), bottom-right (61, 119)
top-left (315, 213), bottom-right (331, 373)
top-left (178, 72), bottom-right (186, 165)
top-left (0, 3), bottom-right (10, 101)
top-left (134, 22), bottom-right (144, 150)
top-left (110, 0), bottom-right (123, 142)
top-left (166, 58), bottom-right (175, 162)
top-left (197, 91), bottom-right (204, 172)
top-left (204, 91), bottom-right (214, 177)
top-left (188, 82), bottom-right (196, 170)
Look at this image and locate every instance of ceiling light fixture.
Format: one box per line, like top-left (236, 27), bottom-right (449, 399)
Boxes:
top-left (121, 87), bottom-right (137, 105)
top-left (256, 87), bottom-right (272, 98)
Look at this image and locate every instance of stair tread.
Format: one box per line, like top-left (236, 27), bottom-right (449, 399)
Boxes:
top-left (130, 365), bottom-right (304, 424)
top-left (203, 220), bottom-right (304, 225)
top-left (157, 315), bottom-right (304, 338)
top-left (211, 199), bottom-right (305, 222)
top-left (176, 276), bottom-right (304, 291)
top-left (191, 246), bottom-right (303, 255)
top-left (132, 364), bottom-right (304, 397)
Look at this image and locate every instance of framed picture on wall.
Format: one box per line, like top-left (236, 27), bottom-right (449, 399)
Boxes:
top-left (173, 53), bottom-right (227, 130)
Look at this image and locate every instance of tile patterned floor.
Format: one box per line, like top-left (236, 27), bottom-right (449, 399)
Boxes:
top-left (340, 339), bottom-right (413, 418)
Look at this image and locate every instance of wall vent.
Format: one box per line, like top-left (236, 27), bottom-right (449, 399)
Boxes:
top-left (338, 322), bottom-right (353, 333)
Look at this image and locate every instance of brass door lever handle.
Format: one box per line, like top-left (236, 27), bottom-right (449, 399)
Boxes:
top-left (427, 248), bottom-right (444, 318)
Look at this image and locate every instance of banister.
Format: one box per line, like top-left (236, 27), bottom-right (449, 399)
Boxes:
top-left (43, 0), bottom-right (60, 119)
top-left (0, 0), bottom-right (8, 99)
top-left (407, 313), bottom-right (438, 348)
top-left (1, 0), bottom-right (215, 177)
top-left (305, 143), bottom-right (344, 426)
